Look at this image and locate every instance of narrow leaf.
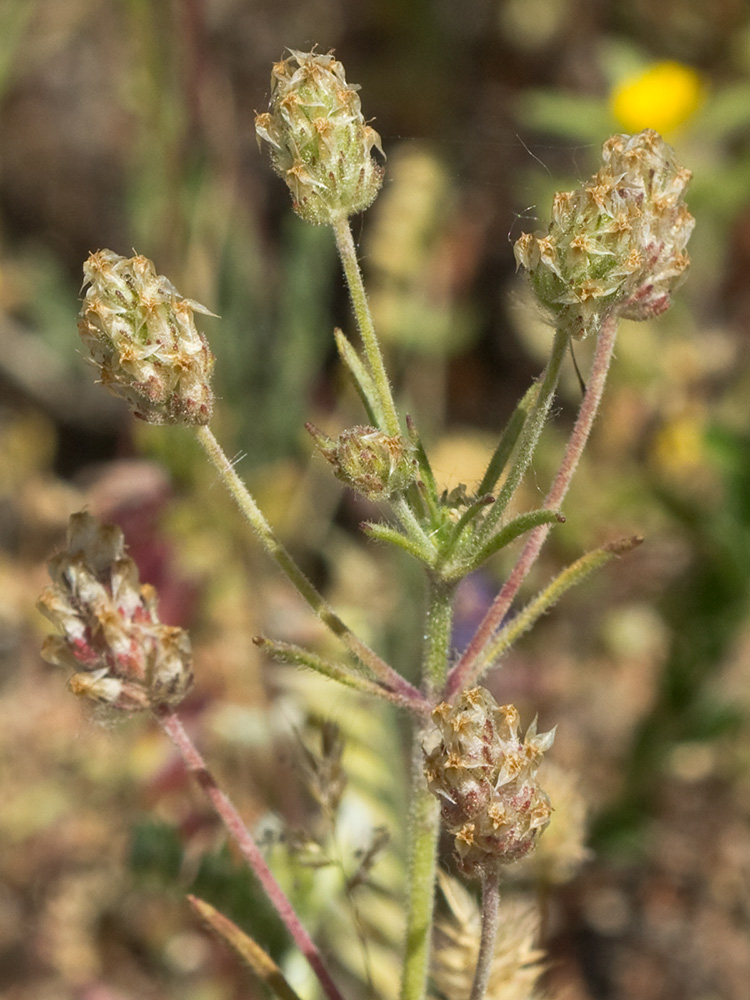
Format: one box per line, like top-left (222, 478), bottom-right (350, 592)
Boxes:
top-left (362, 519), bottom-right (436, 564)
top-left (334, 327), bottom-right (382, 426)
top-left (254, 635), bottom-right (377, 690)
top-left (461, 509), bottom-right (565, 574)
top-left (188, 895), bottom-right (304, 1000)
top-left (466, 535), bottom-right (644, 686)
top-left (476, 381), bottom-right (540, 498)
top-left (436, 494), bottom-right (496, 569)
top-left (253, 636), bottom-right (411, 707)
top-left (406, 414), bottom-right (440, 510)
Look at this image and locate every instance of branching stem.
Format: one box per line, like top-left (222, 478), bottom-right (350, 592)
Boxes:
top-left (194, 425), bottom-right (428, 711)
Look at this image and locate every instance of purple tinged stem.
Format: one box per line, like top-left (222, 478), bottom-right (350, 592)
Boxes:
top-left (155, 706), bottom-right (347, 1000)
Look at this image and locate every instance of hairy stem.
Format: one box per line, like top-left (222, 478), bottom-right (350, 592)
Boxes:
top-left (195, 424), bottom-right (427, 710)
top-left (332, 217), bottom-right (401, 437)
top-left (469, 875), bottom-right (501, 1000)
top-left (447, 311), bottom-right (619, 698)
top-left (401, 577), bottom-right (455, 1000)
top-left (155, 707), bottom-right (346, 1000)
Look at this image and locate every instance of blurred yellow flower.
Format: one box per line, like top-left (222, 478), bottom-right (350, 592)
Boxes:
top-left (650, 410), bottom-right (706, 478)
top-left (611, 61), bottom-right (704, 135)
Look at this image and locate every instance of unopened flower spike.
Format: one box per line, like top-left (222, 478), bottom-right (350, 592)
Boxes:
top-left (423, 686), bottom-right (554, 878)
top-left (37, 511), bottom-right (193, 713)
top-left (255, 49), bottom-right (385, 224)
top-left (78, 249), bottom-right (215, 425)
top-left (514, 129), bottom-right (694, 339)
top-left (307, 423), bottom-right (417, 501)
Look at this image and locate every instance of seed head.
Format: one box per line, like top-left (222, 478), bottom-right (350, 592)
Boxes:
top-left (37, 512), bottom-right (193, 713)
top-left (514, 129), bottom-right (693, 339)
top-left (78, 250), bottom-right (215, 424)
top-left (423, 687), bottom-right (554, 878)
top-left (307, 423), bottom-right (417, 500)
top-left (255, 49), bottom-right (384, 225)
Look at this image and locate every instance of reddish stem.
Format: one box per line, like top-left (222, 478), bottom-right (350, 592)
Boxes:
top-left (446, 312), bottom-right (619, 698)
top-left (469, 874), bottom-right (501, 1000)
top-left (155, 706), bottom-right (346, 1000)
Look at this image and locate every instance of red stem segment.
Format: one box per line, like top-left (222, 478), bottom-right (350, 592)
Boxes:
top-left (446, 312), bottom-right (619, 698)
top-left (155, 706), bottom-right (346, 1000)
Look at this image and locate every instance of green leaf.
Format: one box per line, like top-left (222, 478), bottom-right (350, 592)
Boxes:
top-left (476, 382), bottom-right (540, 498)
top-left (457, 508), bottom-right (565, 576)
top-left (129, 820), bottom-right (183, 885)
top-left (516, 90), bottom-right (615, 145)
top-left (362, 519), bottom-right (436, 565)
top-left (253, 635), bottom-right (407, 705)
top-left (465, 535), bottom-right (643, 686)
top-left (334, 327), bottom-right (383, 427)
top-left (435, 494), bottom-right (496, 571)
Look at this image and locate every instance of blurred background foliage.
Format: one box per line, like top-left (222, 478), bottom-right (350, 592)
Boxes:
top-left (2, 1), bottom-right (750, 998)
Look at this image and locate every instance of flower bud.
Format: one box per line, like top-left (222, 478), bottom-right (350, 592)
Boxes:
top-left (514, 129), bottom-right (693, 339)
top-left (307, 423), bottom-right (417, 500)
top-left (423, 687), bottom-right (554, 878)
top-left (38, 512), bottom-right (193, 713)
top-left (255, 49), bottom-right (384, 225)
top-left (78, 250), bottom-right (215, 424)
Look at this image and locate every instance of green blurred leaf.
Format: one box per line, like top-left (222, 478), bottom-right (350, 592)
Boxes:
top-left (129, 819), bottom-right (184, 885)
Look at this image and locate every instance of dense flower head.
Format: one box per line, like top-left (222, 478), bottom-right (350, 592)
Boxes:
top-left (38, 512), bottom-right (193, 712)
top-left (255, 49), bottom-right (384, 224)
top-left (518, 761), bottom-right (590, 885)
top-left (514, 129), bottom-right (694, 339)
top-left (307, 423), bottom-right (417, 500)
top-left (78, 250), bottom-right (215, 424)
top-left (423, 687), bottom-right (554, 878)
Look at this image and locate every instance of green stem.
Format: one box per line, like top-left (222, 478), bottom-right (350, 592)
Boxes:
top-left (400, 728), bottom-right (441, 1000)
top-left (422, 577), bottom-right (456, 697)
top-left (400, 577), bottom-right (455, 1000)
top-left (406, 414), bottom-right (439, 510)
top-left (332, 217), bottom-right (401, 436)
top-left (194, 425), bottom-right (427, 710)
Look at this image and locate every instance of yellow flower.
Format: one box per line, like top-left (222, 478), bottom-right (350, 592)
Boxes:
top-left (611, 61), bottom-right (704, 135)
top-left (649, 409), bottom-right (707, 478)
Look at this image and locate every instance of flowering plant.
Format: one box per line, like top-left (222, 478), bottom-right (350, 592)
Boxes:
top-left (38, 49), bottom-right (693, 1000)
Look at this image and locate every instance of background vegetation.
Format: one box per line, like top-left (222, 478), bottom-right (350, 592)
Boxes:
top-left (2, 1), bottom-right (750, 998)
